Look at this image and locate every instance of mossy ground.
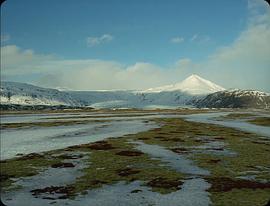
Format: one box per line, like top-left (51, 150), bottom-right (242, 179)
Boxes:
top-left (1, 111), bottom-right (269, 205)
top-left (210, 189), bottom-right (270, 206)
top-left (0, 119), bottom-right (109, 129)
top-left (0, 107), bottom-right (213, 115)
top-left (248, 117), bottom-right (270, 126)
top-left (216, 113), bottom-right (270, 127)
top-left (0, 153), bottom-right (63, 189)
top-left (68, 138), bottom-right (185, 195)
top-left (0, 108), bottom-right (210, 130)
top-left (217, 113), bottom-right (257, 120)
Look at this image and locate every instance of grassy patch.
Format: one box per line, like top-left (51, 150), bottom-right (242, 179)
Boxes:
top-left (127, 117), bottom-right (270, 205)
top-left (210, 189), bottom-right (270, 206)
top-left (0, 153), bottom-right (63, 189)
top-left (68, 137), bottom-right (185, 195)
top-left (219, 113), bottom-right (257, 120)
top-left (0, 119), bottom-right (108, 129)
top-left (248, 117), bottom-right (270, 126)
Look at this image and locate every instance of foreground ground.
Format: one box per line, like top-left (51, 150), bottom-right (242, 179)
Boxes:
top-left (0, 109), bottom-right (270, 206)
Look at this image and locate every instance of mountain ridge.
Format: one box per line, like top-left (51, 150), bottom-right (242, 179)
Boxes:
top-left (1, 75), bottom-right (269, 109)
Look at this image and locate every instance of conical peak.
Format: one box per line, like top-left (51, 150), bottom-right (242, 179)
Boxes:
top-left (143, 74), bottom-right (225, 95)
top-left (184, 74), bottom-right (204, 81)
top-left (177, 74), bottom-right (225, 94)
top-left (190, 74), bottom-right (199, 78)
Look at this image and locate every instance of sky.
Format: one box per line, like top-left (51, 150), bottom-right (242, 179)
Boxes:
top-left (1, 0), bottom-right (270, 91)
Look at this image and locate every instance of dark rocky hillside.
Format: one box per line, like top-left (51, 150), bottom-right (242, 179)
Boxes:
top-left (196, 90), bottom-right (270, 109)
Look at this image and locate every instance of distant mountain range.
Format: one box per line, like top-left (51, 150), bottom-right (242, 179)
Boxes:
top-left (1, 75), bottom-right (269, 109)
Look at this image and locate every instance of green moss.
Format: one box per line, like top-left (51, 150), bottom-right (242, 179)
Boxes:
top-left (211, 189), bottom-right (270, 206)
top-left (68, 137), bottom-right (185, 195)
top-left (218, 113), bottom-right (257, 120)
top-left (0, 154), bottom-right (63, 189)
top-left (0, 119), bottom-right (108, 129)
top-left (248, 117), bottom-right (270, 126)
top-left (128, 116), bottom-right (270, 206)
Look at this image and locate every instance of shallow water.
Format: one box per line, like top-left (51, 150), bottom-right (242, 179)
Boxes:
top-left (1, 120), bottom-right (157, 160)
top-left (134, 141), bottom-right (210, 176)
top-left (188, 139), bottom-right (237, 157)
top-left (2, 179), bottom-right (211, 206)
top-left (2, 111), bottom-right (269, 160)
top-left (2, 151), bottom-right (90, 206)
top-left (0, 112), bottom-right (169, 124)
top-left (71, 179), bottom-right (211, 206)
top-left (0, 112), bottom-right (86, 123)
top-left (184, 112), bottom-right (270, 137)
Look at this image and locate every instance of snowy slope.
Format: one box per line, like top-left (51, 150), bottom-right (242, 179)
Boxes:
top-left (144, 74), bottom-right (225, 95)
top-left (0, 75), bottom-right (225, 108)
top-left (0, 82), bottom-right (79, 106)
top-left (2, 75), bottom-right (267, 109)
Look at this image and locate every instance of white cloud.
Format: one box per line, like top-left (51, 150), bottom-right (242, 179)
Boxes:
top-left (0, 45), bottom-right (188, 90)
top-left (41, 61), bottom-right (177, 90)
top-left (86, 34), bottom-right (113, 47)
top-left (247, 0), bottom-right (270, 25)
top-left (190, 34), bottom-right (210, 43)
top-left (1, 34), bottom-right (10, 43)
top-left (170, 37), bottom-right (184, 43)
top-left (1, 45), bottom-right (55, 74)
top-left (190, 34), bottom-right (198, 42)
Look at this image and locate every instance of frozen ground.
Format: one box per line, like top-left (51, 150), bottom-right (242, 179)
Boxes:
top-left (2, 177), bottom-right (211, 206)
top-left (67, 179), bottom-right (211, 206)
top-left (0, 112), bottom-right (163, 124)
top-left (1, 110), bottom-right (269, 206)
top-left (2, 111), bottom-right (269, 160)
top-left (134, 141), bottom-right (209, 176)
top-left (1, 119), bottom-right (157, 160)
top-left (184, 112), bottom-right (270, 137)
top-left (2, 151), bottom-right (90, 206)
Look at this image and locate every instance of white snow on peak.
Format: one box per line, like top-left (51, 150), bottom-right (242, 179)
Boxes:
top-left (143, 74), bottom-right (225, 95)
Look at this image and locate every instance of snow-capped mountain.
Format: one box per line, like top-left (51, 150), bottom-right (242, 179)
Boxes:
top-left (1, 75), bottom-right (269, 109)
top-left (143, 74), bottom-right (225, 95)
top-left (68, 74), bottom-right (222, 108)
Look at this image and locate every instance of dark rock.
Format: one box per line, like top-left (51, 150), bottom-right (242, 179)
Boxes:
top-left (20, 153), bottom-right (44, 160)
top-left (147, 177), bottom-right (183, 190)
top-left (130, 189), bottom-right (142, 193)
top-left (171, 147), bottom-right (188, 154)
top-left (207, 159), bottom-right (221, 164)
top-left (31, 185), bottom-right (75, 196)
top-left (115, 150), bottom-right (144, 157)
top-left (207, 177), bottom-right (270, 192)
top-left (87, 141), bottom-right (115, 150)
top-left (51, 162), bottom-right (75, 168)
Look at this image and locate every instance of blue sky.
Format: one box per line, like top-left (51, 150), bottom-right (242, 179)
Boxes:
top-left (1, 0), bottom-right (270, 91)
